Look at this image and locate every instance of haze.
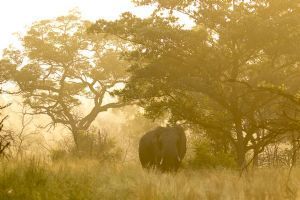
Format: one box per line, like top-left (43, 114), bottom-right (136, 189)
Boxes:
top-left (0, 0), bottom-right (152, 53)
top-left (1, 0), bottom-right (300, 199)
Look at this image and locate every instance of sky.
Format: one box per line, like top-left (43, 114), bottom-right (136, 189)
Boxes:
top-left (0, 0), bottom-right (153, 53)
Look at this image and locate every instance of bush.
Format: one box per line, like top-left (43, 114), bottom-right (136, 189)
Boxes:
top-left (189, 140), bottom-right (236, 169)
top-left (50, 129), bottom-right (121, 162)
top-left (50, 149), bottom-right (68, 161)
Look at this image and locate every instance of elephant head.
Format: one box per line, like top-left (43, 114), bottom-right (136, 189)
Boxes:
top-left (155, 126), bottom-right (186, 172)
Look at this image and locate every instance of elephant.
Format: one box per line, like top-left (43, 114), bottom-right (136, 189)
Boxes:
top-left (138, 126), bottom-right (186, 172)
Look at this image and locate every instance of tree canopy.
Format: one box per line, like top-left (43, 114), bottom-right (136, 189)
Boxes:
top-left (90, 0), bottom-right (300, 168)
top-left (1, 11), bottom-right (129, 148)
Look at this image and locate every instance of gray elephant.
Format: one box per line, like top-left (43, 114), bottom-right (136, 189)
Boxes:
top-left (138, 126), bottom-right (186, 172)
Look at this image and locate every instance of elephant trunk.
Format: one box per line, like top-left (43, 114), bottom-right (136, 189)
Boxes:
top-left (177, 155), bottom-right (181, 162)
top-left (159, 149), bottom-right (180, 171)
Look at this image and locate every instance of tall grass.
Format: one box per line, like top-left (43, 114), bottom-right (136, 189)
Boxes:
top-left (0, 158), bottom-right (299, 200)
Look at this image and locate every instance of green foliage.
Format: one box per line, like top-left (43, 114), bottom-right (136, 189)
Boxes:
top-left (189, 140), bottom-right (236, 169)
top-left (0, 59), bottom-right (16, 84)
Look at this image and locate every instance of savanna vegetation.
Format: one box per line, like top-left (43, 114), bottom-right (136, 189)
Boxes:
top-left (1, 0), bottom-right (300, 199)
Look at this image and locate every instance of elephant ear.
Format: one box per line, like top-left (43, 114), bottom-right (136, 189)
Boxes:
top-left (176, 126), bottom-right (186, 159)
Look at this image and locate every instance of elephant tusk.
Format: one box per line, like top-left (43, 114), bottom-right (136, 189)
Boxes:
top-left (160, 158), bottom-right (164, 165)
top-left (177, 156), bottom-right (181, 162)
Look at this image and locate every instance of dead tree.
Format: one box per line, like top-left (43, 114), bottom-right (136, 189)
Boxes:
top-left (0, 104), bottom-right (13, 158)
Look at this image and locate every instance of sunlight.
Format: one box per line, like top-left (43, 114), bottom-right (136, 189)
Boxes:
top-left (0, 0), bottom-right (152, 53)
top-left (1, 1), bottom-right (300, 198)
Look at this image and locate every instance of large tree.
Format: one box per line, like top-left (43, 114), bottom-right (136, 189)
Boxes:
top-left (1, 12), bottom-right (129, 148)
top-left (90, 0), bottom-right (300, 168)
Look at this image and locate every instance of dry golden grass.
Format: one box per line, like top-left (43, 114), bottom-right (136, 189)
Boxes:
top-left (0, 158), bottom-right (299, 200)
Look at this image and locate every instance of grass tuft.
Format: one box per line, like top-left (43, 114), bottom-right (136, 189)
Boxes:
top-left (0, 159), bottom-right (299, 199)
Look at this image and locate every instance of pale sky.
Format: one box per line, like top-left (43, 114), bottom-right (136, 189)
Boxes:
top-left (0, 0), bottom-right (153, 53)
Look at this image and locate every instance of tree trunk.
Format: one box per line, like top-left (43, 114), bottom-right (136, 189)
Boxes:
top-left (291, 134), bottom-right (298, 166)
top-left (235, 117), bottom-right (246, 170)
top-left (72, 129), bottom-right (81, 150)
top-left (236, 143), bottom-right (246, 170)
top-left (252, 146), bottom-right (259, 167)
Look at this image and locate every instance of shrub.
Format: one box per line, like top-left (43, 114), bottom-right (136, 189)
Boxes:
top-left (50, 149), bottom-right (68, 161)
top-left (50, 129), bottom-right (121, 162)
top-left (189, 140), bottom-right (236, 169)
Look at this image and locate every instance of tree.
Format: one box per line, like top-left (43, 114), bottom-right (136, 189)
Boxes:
top-left (1, 11), bottom-right (129, 149)
top-left (90, 0), bottom-right (300, 168)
